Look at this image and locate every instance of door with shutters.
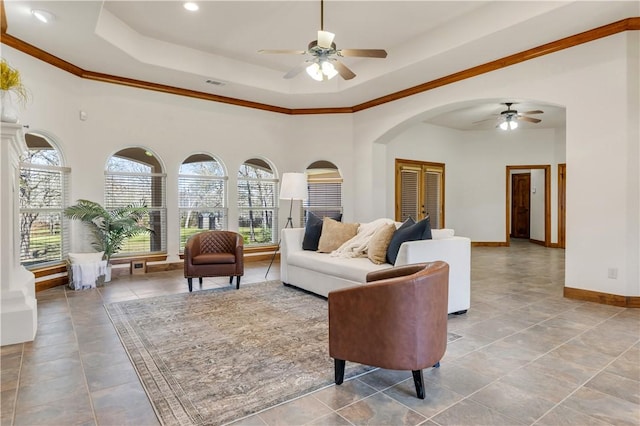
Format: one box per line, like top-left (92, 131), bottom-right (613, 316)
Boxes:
top-left (395, 159), bottom-right (445, 228)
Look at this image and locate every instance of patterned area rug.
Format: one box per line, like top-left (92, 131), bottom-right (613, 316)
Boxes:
top-left (105, 281), bottom-right (374, 425)
top-left (106, 280), bottom-right (463, 426)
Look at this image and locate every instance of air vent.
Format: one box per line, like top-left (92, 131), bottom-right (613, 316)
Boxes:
top-left (205, 79), bottom-right (226, 87)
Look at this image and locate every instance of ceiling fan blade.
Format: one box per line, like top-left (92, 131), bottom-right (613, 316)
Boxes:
top-left (519, 116), bottom-right (542, 123)
top-left (333, 60), bottom-right (356, 80)
top-left (522, 110), bottom-right (544, 115)
top-left (339, 49), bottom-right (387, 58)
top-left (283, 62), bottom-right (309, 79)
top-left (317, 30), bottom-right (335, 48)
top-left (258, 49), bottom-right (307, 55)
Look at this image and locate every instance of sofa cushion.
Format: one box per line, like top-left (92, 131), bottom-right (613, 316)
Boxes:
top-left (288, 250), bottom-right (390, 282)
top-left (302, 211), bottom-right (342, 251)
top-left (386, 216), bottom-right (432, 265)
top-left (432, 228), bottom-right (455, 239)
top-left (192, 253), bottom-right (236, 264)
top-left (318, 217), bottom-right (359, 253)
top-left (367, 222), bottom-right (396, 264)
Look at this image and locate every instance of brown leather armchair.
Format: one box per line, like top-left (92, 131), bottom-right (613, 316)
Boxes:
top-left (184, 231), bottom-right (244, 292)
top-left (328, 261), bottom-right (449, 399)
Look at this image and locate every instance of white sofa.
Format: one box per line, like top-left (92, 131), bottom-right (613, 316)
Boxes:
top-left (280, 227), bottom-right (471, 314)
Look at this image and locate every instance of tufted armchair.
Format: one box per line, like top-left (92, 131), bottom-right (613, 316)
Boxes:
top-left (328, 261), bottom-right (449, 399)
top-left (184, 231), bottom-right (244, 292)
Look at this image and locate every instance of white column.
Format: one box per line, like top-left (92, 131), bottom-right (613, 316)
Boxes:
top-left (1, 123), bottom-right (37, 346)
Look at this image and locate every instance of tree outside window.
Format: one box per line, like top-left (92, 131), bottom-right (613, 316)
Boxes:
top-left (179, 154), bottom-right (227, 252)
top-left (19, 133), bottom-right (69, 267)
top-left (237, 158), bottom-right (277, 246)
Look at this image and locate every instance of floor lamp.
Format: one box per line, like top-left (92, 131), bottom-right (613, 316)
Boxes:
top-left (265, 172), bottom-right (308, 278)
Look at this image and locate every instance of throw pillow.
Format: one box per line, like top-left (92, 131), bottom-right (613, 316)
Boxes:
top-left (68, 252), bottom-right (105, 264)
top-left (317, 217), bottom-right (359, 253)
top-left (302, 211), bottom-right (342, 251)
top-left (386, 216), bottom-right (432, 265)
top-left (367, 222), bottom-right (397, 264)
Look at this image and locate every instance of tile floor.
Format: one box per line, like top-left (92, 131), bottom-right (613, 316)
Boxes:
top-left (1, 241), bottom-right (639, 425)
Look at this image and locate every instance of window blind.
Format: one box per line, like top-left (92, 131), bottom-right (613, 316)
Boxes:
top-left (400, 169), bottom-right (419, 222)
top-left (302, 181), bottom-right (343, 224)
top-left (105, 171), bottom-right (167, 255)
top-left (19, 163), bottom-right (70, 267)
top-left (424, 171), bottom-right (441, 229)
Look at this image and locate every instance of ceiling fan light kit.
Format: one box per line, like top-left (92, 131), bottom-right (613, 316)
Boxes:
top-left (499, 116), bottom-right (519, 131)
top-left (306, 60), bottom-right (338, 81)
top-left (259, 0), bottom-right (387, 82)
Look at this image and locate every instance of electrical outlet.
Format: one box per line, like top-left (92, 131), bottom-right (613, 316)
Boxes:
top-left (607, 268), bottom-right (618, 279)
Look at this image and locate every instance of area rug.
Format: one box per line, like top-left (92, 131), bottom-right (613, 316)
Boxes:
top-left (106, 281), bottom-right (463, 426)
top-left (106, 281), bottom-right (372, 425)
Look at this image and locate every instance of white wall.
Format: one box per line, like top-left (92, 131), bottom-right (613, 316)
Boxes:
top-left (385, 123), bottom-right (558, 243)
top-left (3, 30), bottom-right (638, 298)
top-left (2, 45), bottom-right (354, 262)
top-left (354, 32), bottom-right (638, 297)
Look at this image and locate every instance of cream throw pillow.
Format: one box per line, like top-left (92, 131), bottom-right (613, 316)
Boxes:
top-left (367, 223), bottom-right (396, 264)
top-left (317, 217), bottom-right (359, 253)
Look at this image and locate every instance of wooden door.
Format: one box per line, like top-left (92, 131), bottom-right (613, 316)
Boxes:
top-left (558, 164), bottom-right (566, 248)
top-left (511, 173), bottom-right (530, 238)
top-left (395, 159), bottom-right (445, 228)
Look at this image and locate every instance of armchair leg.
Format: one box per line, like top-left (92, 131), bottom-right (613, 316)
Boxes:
top-left (236, 276), bottom-right (241, 290)
top-left (187, 278), bottom-right (193, 292)
top-left (229, 276), bottom-right (233, 285)
top-left (335, 359), bottom-right (345, 385)
top-left (412, 370), bottom-right (425, 399)
top-left (199, 277), bottom-right (203, 289)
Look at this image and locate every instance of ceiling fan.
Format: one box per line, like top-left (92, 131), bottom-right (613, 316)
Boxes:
top-left (258, 0), bottom-right (387, 81)
top-left (475, 102), bottom-right (544, 130)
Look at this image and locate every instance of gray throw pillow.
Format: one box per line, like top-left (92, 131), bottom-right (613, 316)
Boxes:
top-left (386, 216), bottom-right (432, 265)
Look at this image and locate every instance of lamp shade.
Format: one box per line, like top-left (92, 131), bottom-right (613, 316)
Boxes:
top-left (279, 172), bottom-right (308, 201)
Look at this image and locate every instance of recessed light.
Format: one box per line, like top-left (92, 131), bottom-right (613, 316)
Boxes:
top-left (183, 2), bottom-right (199, 12)
top-left (31, 9), bottom-right (55, 23)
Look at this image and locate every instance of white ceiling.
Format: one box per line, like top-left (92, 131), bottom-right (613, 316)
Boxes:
top-left (4, 1), bottom-right (638, 129)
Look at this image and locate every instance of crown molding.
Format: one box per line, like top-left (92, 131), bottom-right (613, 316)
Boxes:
top-left (0, 3), bottom-right (637, 116)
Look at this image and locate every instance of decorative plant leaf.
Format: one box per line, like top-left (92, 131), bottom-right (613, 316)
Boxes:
top-left (64, 199), bottom-right (153, 263)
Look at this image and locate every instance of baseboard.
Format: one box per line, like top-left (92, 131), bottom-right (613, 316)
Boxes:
top-left (35, 276), bottom-right (68, 292)
top-left (471, 242), bottom-right (509, 247)
top-left (564, 287), bottom-right (640, 308)
top-left (35, 254), bottom-right (280, 291)
top-left (529, 239), bottom-right (546, 247)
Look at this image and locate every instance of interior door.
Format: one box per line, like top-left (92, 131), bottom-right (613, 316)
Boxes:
top-left (558, 163), bottom-right (566, 248)
top-left (395, 159), bottom-right (444, 228)
top-left (511, 173), bottom-right (531, 238)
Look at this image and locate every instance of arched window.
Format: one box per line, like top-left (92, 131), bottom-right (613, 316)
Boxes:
top-left (19, 132), bottom-right (70, 267)
top-left (178, 154), bottom-right (227, 252)
top-left (237, 158), bottom-right (278, 246)
top-left (303, 161), bottom-right (343, 223)
top-left (105, 148), bottom-right (166, 256)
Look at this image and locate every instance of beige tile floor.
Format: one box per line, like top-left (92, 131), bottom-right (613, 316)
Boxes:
top-left (1, 241), bottom-right (639, 425)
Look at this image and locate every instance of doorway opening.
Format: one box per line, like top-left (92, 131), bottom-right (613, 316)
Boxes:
top-left (505, 165), bottom-right (550, 246)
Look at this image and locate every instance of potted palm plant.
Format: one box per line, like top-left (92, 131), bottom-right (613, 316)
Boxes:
top-left (0, 58), bottom-right (29, 122)
top-left (64, 199), bottom-right (152, 281)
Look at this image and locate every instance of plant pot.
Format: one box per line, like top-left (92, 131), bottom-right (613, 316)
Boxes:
top-left (104, 264), bottom-right (112, 282)
top-left (0, 90), bottom-right (19, 123)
